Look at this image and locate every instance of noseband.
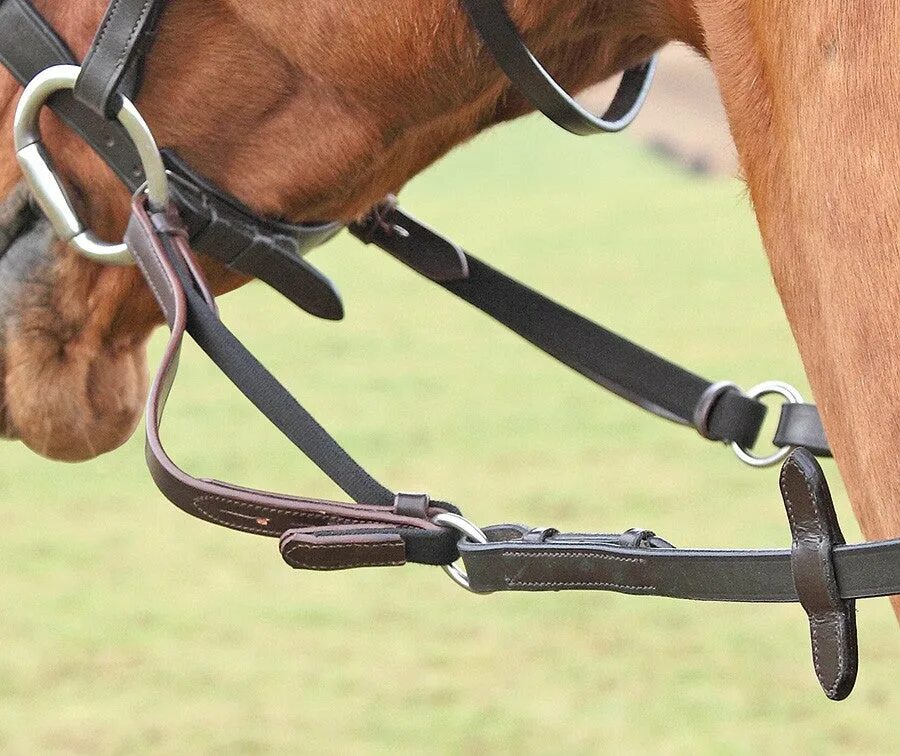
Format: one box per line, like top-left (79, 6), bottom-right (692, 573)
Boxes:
top-left (0, 0), bottom-right (898, 702)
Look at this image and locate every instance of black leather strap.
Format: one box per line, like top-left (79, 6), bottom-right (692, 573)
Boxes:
top-left (458, 522), bottom-right (900, 602)
top-left (461, 0), bottom-right (657, 134)
top-left (775, 403), bottom-right (830, 457)
top-left (74, 0), bottom-right (168, 117)
top-left (0, 0), bottom-right (344, 319)
top-left (780, 449), bottom-right (858, 700)
top-left (356, 206), bottom-right (791, 451)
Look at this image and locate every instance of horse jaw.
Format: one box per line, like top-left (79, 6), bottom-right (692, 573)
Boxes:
top-left (0, 206), bottom-right (151, 461)
top-left (693, 0), bottom-right (900, 617)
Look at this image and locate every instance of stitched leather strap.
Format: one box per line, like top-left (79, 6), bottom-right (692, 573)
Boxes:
top-left (74, 0), bottom-right (168, 117)
top-left (457, 521), bottom-right (900, 602)
top-left (461, 0), bottom-right (657, 134)
top-left (0, 0), bottom-right (344, 319)
top-left (124, 195), bottom-right (459, 569)
top-left (780, 449), bottom-right (858, 700)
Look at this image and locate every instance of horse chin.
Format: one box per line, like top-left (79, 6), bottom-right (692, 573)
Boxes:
top-left (0, 186), bottom-right (149, 462)
top-left (3, 333), bottom-right (148, 462)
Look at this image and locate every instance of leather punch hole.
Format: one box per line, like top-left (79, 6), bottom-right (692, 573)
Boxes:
top-left (779, 448), bottom-right (858, 700)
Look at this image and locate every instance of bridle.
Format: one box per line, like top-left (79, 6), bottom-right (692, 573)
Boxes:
top-left (0, 0), bottom-right (897, 702)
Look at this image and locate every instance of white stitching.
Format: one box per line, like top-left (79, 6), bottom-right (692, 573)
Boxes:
top-left (780, 458), bottom-right (846, 695)
top-left (503, 551), bottom-right (645, 565)
top-left (507, 578), bottom-right (655, 592)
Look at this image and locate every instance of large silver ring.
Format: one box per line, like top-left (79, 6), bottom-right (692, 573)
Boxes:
top-left (14, 65), bottom-right (169, 265)
top-left (731, 380), bottom-right (804, 468)
top-left (433, 512), bottom-right (489, 592)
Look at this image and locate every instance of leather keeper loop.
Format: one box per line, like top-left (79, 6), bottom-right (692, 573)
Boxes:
top-left (779, 448), bottom-right (858, 700)
top-left (394, 492), bottom-right (430, 519)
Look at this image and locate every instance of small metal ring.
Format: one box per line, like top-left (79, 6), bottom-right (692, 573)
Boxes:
top-left (13, 65), bottom-right (169, 265)
top-left (731, 381), bottom-right (804, 468)
top-left (433, 512), bottom-right (489, 592)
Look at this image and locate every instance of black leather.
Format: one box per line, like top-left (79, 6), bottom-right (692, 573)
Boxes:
top-left (458, 523), bottom-right (900, 602)
top-left (776, 403), bottom-right (831, 457)
top-left (461, 0), bottom-right (657, 135)
top-left (780, 449), bottom-right (858, 700)
top-left (163, 153), bottom-right (344, 319)
top-left (356, 205), bottom-right (769, 451)
top-left (0, 0), bottom-right (344, 318)
top-left (74, 0), bottom-right (169, 117)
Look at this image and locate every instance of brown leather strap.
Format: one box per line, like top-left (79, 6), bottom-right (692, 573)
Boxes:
top-left (124, 195), bottom-right (458, 570)
top-left (780, 449), bottom-right (858, 700)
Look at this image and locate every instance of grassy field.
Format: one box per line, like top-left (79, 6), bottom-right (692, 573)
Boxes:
top-left (0, 117), bottom-right (897, 754)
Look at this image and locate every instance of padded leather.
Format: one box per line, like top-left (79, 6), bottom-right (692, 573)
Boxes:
top-left (780, 449), bottom-right (858, 700)
top-left (457, 521), bottom-right (900, 602)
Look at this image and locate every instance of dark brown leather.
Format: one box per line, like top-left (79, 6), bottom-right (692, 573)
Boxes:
top-left (125, 196), bottom-right (456, 570)
top-left (780, 449), bottom-right (858, 700)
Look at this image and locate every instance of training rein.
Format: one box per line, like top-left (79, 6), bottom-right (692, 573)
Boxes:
top-left (1, 0), bottom-right (898, 701)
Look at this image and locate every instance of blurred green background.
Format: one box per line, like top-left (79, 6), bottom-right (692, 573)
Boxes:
top-left (0, 117), bottom-right (897, 754)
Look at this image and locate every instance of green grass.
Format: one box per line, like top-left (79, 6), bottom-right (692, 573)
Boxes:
top-left (0, 116), bottom-right (897, 754)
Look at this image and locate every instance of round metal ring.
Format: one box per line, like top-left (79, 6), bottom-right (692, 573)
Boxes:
top-left (731, 380), bottom-right (804, 468)
top-left (13, 65), bottom-right (169, 265)
top-left (433, 512), bottom-right (489, 592)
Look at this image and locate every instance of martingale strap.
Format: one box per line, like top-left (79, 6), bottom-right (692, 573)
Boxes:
top-left (0, 0), bottom-right (344, 319)
top-left (352, 204), bottom-right (832, 456)
top-left (124, 194), bottom-right (460, 570)
top-left (455, 518), bottom-right (900, 604)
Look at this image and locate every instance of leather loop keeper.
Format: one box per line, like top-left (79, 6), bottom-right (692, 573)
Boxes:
top-left (780, 448), bottom-right (858, 700)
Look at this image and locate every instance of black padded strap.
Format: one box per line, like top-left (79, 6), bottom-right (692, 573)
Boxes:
top-left (0, 0), bottom-right (343, 319)
top-left (458, 523), bottom-right (900, 602)
top-left (461, 0), bottom-right (657, 134)
top-left (74, 0), bottom-right (169, 117)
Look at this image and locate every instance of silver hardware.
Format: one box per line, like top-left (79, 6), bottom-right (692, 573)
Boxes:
top-left (731, 381), bottom-right (804, 468)
top-left (433, 512), bottom-right (489, 592)
top-left (14, 65), bottom-right (169, 265)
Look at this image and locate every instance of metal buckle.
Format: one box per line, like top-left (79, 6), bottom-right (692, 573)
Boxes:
top-left (731, 381), bottom-right (804, 468)
top-left (13, 65), bottom-right (169, 265)
top-left (432, 512), bottom-right (489, 592)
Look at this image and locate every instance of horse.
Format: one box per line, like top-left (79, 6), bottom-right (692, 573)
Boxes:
top-left (0, 0), bottom-right (898, 624)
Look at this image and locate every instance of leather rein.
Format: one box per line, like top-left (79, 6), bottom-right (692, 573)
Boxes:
top-left (0, 0), bottom-right (897, 701)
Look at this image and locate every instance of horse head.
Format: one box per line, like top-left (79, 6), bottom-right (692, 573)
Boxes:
top-left (0, 0), bottom-right (667, 460)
